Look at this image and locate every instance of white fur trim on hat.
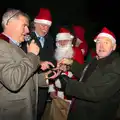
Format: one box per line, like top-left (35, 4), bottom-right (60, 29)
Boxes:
top-left (94, 33), bottom-right (116, 44)
top-left (56, 33), bottom-right (74, 41)
top-left (48, 84), bottom-right (55, 92)
top-left (34, 19), bottom-right (52, 26)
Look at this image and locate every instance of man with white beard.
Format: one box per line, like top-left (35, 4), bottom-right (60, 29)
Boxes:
top-left (46, 27), bottom-right (84, 120)
top-left (48, 27), bottom-right (84, 102)
top-left (55, 38), bottom-right (74, 62)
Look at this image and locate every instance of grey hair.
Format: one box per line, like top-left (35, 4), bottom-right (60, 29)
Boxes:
top-left (1, 8), bottom-right (30, 29)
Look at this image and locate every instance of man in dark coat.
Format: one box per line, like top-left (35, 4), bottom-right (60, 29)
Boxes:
top-left (21, 8), bottom-right (56, 120)
top-left (47, 27), bottom-right (120, 120)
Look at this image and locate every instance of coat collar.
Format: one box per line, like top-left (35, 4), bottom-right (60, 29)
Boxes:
top-left (97, 52), bottom-right (119, 67)
top-left (0, 33), bottom-right (10, 43)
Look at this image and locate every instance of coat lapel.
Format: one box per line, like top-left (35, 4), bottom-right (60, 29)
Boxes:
top-left (31, 32), bottom-right (42, 48)
top-left (97, 52), bottom-right (118, 69)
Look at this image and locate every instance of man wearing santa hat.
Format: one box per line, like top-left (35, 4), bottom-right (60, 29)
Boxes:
top-left (21, 8), bottom-right (56, 120)
top-left (47, 27), bottom-right (120, 120)
top-left (48, 27), bottom-right (84, 120)
top-left (72, 25), bottom-right (88, 57)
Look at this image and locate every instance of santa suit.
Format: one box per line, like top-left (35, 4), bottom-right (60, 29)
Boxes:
top-left (48, 46), bottom-right (84, 103)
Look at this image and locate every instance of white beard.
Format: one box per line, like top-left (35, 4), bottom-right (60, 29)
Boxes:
top-left (54, 43), bottom-right (74, 61)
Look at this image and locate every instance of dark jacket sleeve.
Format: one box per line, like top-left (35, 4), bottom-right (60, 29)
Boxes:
top-left (45, 34), bottom-right (56, 65)
top-left (70, 60), bottom-right (87, 78)
top-left (64, 58), bottom-right (120, 102)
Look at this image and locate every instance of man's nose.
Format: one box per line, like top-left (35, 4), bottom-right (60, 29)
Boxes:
top-left (26, 26), bottom-right (29, 34)
top-left (100, 43), bottom-right (103, 48)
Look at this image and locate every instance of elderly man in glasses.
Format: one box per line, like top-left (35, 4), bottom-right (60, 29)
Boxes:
top-left (21, 8), bottom-right (56, 120)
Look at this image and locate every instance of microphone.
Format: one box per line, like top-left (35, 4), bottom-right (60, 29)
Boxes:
top-left (24, 34), bottom-right (31, 41)
top-left (24, 34), bottom-right (32, 44)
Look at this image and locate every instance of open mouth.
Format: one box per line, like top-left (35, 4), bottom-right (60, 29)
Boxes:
top-left (99, 50), bottom-right (105, 52)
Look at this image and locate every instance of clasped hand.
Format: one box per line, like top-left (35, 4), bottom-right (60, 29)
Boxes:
top-left (40, 61), bottom-right (55, 71)
top-left (45, 58), bottom-right (73, 80)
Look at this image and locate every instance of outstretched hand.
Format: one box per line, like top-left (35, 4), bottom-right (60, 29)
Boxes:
top-left (45, 68), bottom-right (62, 80)
top-left (40, 61), bottom-right (55, 71)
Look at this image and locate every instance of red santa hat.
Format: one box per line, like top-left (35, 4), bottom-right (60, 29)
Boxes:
top-left (73, 25), bottom-right (88, 56)
top-left (73, 25), bottom-right (85, 40)
top-left (94, 27), bottom-right (116, 44)
top-left (56, 27), bottom-right (74, 41)
top-left (34, 8), bottom-right (52, 26)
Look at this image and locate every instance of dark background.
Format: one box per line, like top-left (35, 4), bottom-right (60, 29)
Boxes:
top-left (0, 0), bottom-right (119, 48)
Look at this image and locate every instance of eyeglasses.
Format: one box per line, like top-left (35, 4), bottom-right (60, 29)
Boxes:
top-left (6, 11), bottom-right (20, 25)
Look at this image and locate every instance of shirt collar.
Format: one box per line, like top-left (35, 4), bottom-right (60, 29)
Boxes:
top-left (35, 31), bottom-right (40, 38)
top-left (34, 31), bottom-right (45, 39)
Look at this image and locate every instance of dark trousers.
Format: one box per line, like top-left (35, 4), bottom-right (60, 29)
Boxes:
top-left (37, 87), bottom-right (48, 120)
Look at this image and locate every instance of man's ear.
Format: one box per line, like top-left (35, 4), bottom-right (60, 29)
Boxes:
top-left (113, 44), bottom-right (116, 51)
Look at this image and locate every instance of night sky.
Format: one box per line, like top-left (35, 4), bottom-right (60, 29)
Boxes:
top-left (0, 0), bottom-right (120, 47)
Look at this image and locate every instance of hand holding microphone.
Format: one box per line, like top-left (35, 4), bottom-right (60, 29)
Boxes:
top-left (27, 40), bottom-right (40, 55)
